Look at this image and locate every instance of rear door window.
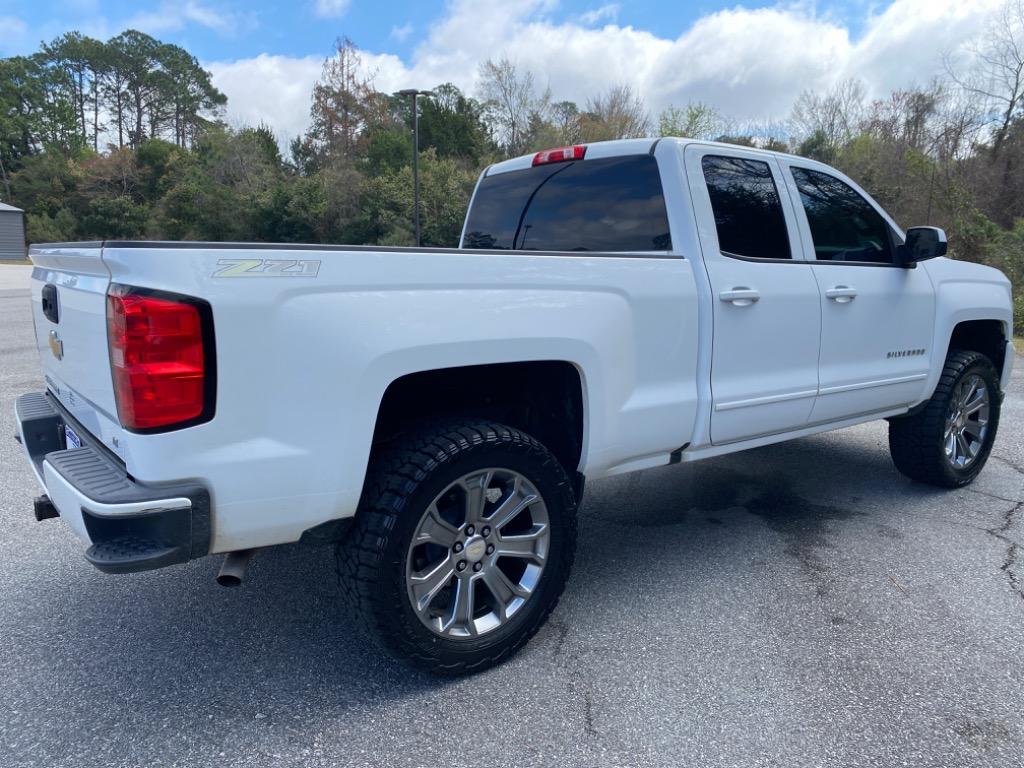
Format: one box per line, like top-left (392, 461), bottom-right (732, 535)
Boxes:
top-left (462, 155), bottom-right (672, 252)
top-left (790, 167), bottom-right (896, 264)
top-left (700, 155), bottom-right (792, 260)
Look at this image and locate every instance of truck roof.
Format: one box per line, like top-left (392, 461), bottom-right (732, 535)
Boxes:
top-left (486, 136), bottom-right (810, 177)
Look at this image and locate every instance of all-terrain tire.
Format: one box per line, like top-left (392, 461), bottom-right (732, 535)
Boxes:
top-left (337, 420), bottom-right (577, 675)
top-left (888, 350), bottom-right (1001, 488)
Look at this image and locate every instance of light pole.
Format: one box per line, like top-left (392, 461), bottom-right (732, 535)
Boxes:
top-left (395, 88), bottom-right (433, 247)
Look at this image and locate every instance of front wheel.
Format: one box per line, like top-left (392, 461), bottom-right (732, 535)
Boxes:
top-left (338, 421), bottom-right (577, 674)
top-left (889, 350), bottom-right (1002, 487)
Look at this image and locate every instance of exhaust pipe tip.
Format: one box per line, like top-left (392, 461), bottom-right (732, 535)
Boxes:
top-left (216, 548), bottom-right (260, 587)
top-left (216, 572), bottom-right (243, 588)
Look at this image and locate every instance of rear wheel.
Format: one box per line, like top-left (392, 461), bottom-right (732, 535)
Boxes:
top-left (339, 420), bottom-right (577, 674)
top-left (889, 350), bottom-right (1001, 487)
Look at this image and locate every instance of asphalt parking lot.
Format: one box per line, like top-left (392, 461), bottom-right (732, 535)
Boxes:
top-left (1, 263), bottom-right (1022, 768)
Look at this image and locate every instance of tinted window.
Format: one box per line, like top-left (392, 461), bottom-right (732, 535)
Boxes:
top-left (701, 156), bottom-right (791, 260)
top-left (791, 167), bottom-right (894, 264)
top-left (462, 155), bottom-right (671, 252)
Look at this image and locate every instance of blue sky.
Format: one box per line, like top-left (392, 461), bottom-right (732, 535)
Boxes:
top-left (2, 1), bottom-right (877, 62)
top-left (0, 0), bottom-right (1003, 144)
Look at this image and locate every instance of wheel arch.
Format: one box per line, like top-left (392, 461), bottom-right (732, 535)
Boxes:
top-left (370, 360), bottom-right (587, 482)
top-left (922, 300), bottom-right (1013, 404)
top-left (946, 318), bottom-right (1009, 379)
top-left (916, 315), bottom-right (1011, 407)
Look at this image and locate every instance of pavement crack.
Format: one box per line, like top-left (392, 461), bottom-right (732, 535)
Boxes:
top-left (548, 616), bottom-right (570, 660)
top-left (991, 500), bottom-right (1022, 536)
top-left (965, 487), bottom-right (1022, 505)
top-left (985, 501), bottom-right (1024, 602)
top-left (578, 684), bottom-right (597, 739)
top-left (564, 659), bottom-right (599, 741)
top-left (991, 454), bottom-right (1024, 480)
top-left (887, 573), bottom-right (911, 598)
top-left (1000, 542), bottom-right (1023, 602)
top-left (545, 617), bottom-right (600, 742)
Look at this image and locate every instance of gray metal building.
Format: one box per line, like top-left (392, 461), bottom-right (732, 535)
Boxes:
top-left (0, 202), bottom-right (26, 259)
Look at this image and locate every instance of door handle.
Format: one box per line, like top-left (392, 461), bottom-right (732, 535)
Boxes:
top-left (825, 285), bottom-right (857, 303)
top-left (719, 287), bottom-right (760, 306)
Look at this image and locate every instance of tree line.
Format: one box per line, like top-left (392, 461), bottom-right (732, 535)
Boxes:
top-left (0, 2), bottom-right (1021, 331)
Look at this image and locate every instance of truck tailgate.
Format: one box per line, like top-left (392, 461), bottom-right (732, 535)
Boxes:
top-left (29, 244), bottom-right (125, 459)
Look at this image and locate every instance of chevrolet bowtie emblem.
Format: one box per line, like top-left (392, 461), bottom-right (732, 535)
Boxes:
top-left (48, 330), bottom-right (63, 360)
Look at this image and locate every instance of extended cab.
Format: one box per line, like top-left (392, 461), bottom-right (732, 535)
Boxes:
top-left (14, 138), bottom-right (1015, 673)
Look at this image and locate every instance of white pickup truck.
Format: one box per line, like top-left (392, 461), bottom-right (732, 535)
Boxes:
top-left (15, 138), bottom-right (1015, 673)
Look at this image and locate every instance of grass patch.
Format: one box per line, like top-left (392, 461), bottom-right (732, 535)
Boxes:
top-left (1014, 337), bottom-right (1024, 356)
top-left (0, 258), bottom-right (30, 265)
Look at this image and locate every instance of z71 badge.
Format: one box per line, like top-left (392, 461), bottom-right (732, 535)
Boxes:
top-left (212, 258), bottom-right (321, 278)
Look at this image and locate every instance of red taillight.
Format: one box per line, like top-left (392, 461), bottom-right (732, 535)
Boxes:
top-left (532, 145), bottom-right (586, 166)
top-left (107, 286), bottom-right (211, 431)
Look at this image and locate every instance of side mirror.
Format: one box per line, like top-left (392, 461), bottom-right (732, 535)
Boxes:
top-left (902, 226), bottom-right (947, 265)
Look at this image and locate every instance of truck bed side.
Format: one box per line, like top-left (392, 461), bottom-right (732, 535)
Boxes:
top-left (56, 243), bottom-right (700, 552)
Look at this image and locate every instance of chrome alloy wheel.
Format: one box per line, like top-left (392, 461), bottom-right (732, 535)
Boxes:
top-left (944, 374), bottom-right (990, 469)
top-left (405, 468), bottom-right (550, 639)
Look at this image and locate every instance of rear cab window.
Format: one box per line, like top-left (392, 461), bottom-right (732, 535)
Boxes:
top-left (462, 155), bottom-right (672, 252)
top-left (700, 155), bottom-right (792, 260)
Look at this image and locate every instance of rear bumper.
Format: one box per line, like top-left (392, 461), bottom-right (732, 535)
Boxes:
top-left (14, 392), bottom-right (211, 573)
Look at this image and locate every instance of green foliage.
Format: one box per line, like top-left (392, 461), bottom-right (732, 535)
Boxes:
top-left (135, 138), bottom-right (185, 198)
top-left (271, 177), bottom-right (330, 242)
top-left (80, 196), bottom-right (149, 238)
top-left (365, 127), bottom-right (412, 174)
top-left (659, 102), bottom-right (720, 139)
top-left (1, 32), bottom-right (497, 249)
top-left (359, 149), bottom-right (478, 246)
top-left (761, 138), bottom-right (789, 153)
top-left (796, 130), bottom-right (835, 163)
top-left (981, 219), bottom-right (1024, 333)
top-left (25, 209), bottom-right (77, 243)
top-left (714, 135), bottom-right (756, 148)
top-left (419, 84), bottom-right (492, 162)
top-left (9, 152), bottom-right (81, 217)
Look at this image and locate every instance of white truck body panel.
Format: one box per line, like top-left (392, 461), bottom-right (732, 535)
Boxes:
top-left (30, 242), bottom-right (701, 552)
top-left (683, 144), bottom-right (823, 443)
top-left (18, 137), bottom-right (1015, 560)
top-left (923, 256), bottom-right (1017, 395)
top-left (29, 245), bottom-right (124, 455)
top-left (772, 153), bottom-right (939, 425)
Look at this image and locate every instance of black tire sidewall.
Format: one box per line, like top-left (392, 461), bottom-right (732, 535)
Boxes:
top-left (941, 358), bottom-right (1001, 485)
top-left (374, 429), bottom-right (575, 668)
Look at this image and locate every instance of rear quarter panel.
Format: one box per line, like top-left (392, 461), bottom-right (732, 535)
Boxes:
top-left (102, 246), bottom-right (700, 552)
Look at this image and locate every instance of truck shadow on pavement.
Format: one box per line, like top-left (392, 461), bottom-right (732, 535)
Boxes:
top-left (19, 433), bottom-right (967, 719)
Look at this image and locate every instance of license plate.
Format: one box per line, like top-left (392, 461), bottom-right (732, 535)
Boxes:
top-left (64, 424), bottom-right (82, 450)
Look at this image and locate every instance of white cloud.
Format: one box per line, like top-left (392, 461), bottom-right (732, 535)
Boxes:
top-left (641, 6), bottom-right (849, 118)
top-left (0, 15), bottom-right (27, 34)
top-left (207, 54), bottom-right (324, 143)
top-left (579, 4), bottom-right (619, 26)
top-left (845, 0), bottom-right (1004, 91)
top-left (209, 0), bottom-right (1006, 149)
top-left (181, 1), bottom-right (234, 32)
top-left (125, 1), bottom-right (242, 35)
top-left (0, 15), bottom-right (29, 54)
top-left (314, 0), bottom-right (351, 19)
top-left (391, 23), bottom-right (413, 42)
